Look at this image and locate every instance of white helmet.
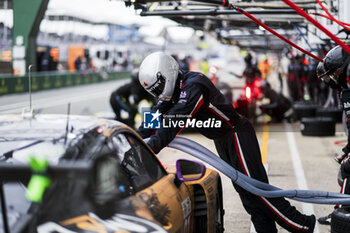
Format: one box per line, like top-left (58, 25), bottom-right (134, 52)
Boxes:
top-left (139, 52), bottom-right (179, 101)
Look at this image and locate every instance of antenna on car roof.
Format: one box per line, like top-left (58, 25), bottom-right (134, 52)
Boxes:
top-left (29, 65), bottom-right (33, 111)
top-left (64, 102), bottom-right (71, 145)
top-left (22, 65), bottom-right (35, 119)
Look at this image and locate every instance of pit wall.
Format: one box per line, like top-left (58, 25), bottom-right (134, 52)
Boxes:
top-left (0, 70), bottom-right (131, 96)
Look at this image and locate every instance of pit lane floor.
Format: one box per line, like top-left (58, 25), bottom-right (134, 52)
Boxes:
top-left (158, 123), bottom-right (343, 233)
top-left (0, 79), bottom-right (343, 233)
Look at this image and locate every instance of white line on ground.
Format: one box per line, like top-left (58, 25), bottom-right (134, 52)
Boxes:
top-left (285, 123), bottom-right (320, 233)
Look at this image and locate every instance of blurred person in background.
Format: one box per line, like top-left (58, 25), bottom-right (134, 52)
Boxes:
top-left (200, 58), bottom-right (209, 76)
top-left (279, 50), bottom-right (291, 98)
top-left (300, 55), bottom-right (312, 101)
top-left (137, 51), bottom-right (316, 233)
top-left (179, 56), bottom-right (190, 71)
top-left (287, 55), bottom-right (303, 101)
top-left (74, 54), bottom-right (82, 71)
top-left (110, 68), bottom-right (155, 128)
top-left (258, 54), bottom-right (272, 80)
top-left (83, 49), bottom-right (94, 71)
top-left (242, 53), bottom-right (261, 85)
top-left (259, 80), bottom-right (292, 123)
top-left (171, 53), bottom-right (190, 71)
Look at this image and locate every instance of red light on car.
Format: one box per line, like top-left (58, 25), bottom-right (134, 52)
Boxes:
top-left (245, 86), bottom-right (251, 99)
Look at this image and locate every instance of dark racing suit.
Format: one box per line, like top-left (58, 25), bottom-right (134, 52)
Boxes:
top-left (334, 64), bottom-right (350, 203)
top-left (110, 79), bottom-right (153, 127)
top-left (243, 63), bottom-right (261, 85)
top-left (138, 70), bottom-right (315, 233)
top-left (338, 88), bottom-right (350, 201)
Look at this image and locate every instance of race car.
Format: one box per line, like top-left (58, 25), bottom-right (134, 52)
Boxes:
top-left (0, 113), bottom-right (224, 233)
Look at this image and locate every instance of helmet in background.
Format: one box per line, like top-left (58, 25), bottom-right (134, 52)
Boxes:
top-left (139, 52), bottom-right (179, 101)
top-left (317, 45), bottom-right (350, 90)
top-left (244, 53), bottom-right (252, 64)
top-left (131, 68), bottom-right (139, 83)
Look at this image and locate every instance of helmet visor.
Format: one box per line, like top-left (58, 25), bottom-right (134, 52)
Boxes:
top-left (147, 72), bottom-right (165, 97)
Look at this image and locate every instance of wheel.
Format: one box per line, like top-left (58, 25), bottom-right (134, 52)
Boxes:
top-left (316, 107), bottom-right (343, 122)
top-left (293, 103), bottom-right (319, 120)
top-left (215, 179), bottom-right (224, 233)
top-left (300, 117), bottom-right (335, 136)
top-left (331, 207), bottom-right (350, 233)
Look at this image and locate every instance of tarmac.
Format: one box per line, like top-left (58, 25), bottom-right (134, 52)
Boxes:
top-left (158, 123), bottom-right (342, 233)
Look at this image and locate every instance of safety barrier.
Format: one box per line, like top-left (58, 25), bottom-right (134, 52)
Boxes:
top-left (0, 70), bottom-right (131, 96)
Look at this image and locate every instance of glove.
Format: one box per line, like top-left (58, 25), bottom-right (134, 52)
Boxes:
top-left (341, 155), bottom-right (350, 179)
top-left (335, 151), bottom-right (348, 164)
top-left (337, 144), bottom-right (350, 164)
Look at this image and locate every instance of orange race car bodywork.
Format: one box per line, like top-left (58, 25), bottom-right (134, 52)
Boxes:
top-left (0, 115), bottom-right (223, 233)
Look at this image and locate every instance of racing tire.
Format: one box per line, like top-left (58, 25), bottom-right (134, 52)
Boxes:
top-left (316, 107), bottom-right (343, 123)
top-left (300, 117), bottom-right (335, 136)
top-left (293, 103), bottom-right (319, 120)
top-left (331, 207), bottom-right (350, 233)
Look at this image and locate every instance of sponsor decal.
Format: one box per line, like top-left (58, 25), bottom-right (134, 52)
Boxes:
top-left (344, 102), bottom-right (350, 109)
top-left (143, 111), bottom-right (221, 129)
top-left (143, 110), bottom-right (162, 129)
top-left (162, 117), bottom-right (221, 128)
top-left (181, 197), bottom-right (192, 233)
top-left (178, 91), bottom-right (188, 103)
top-left (179, 91), bottom-right (187, 99)
top-left (181, 197), bottom-right (191, 219)
top-left (203, 175), bottom-right (214, 186)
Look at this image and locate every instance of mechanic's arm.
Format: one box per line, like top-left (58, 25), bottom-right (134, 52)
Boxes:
top-left (147, 84), bottom-right (205, 154)
top-left (114, 83), bottom-right (133, 111)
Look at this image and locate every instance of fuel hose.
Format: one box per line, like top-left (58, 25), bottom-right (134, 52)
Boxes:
top-left (315, 0), bottom-right (350, 31)
top-left (165, 136), bottom-right (350, 205)
top-left (312, 12), bottom-right (350, 27)
top-left (171, 0), bottom-right (324, 62)
top-left (183, 0), bottom-right (349, 59)
top-left (228, 5), bottom-right (324, 62)
top-left (282, 0), bottom-right (350, 55)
